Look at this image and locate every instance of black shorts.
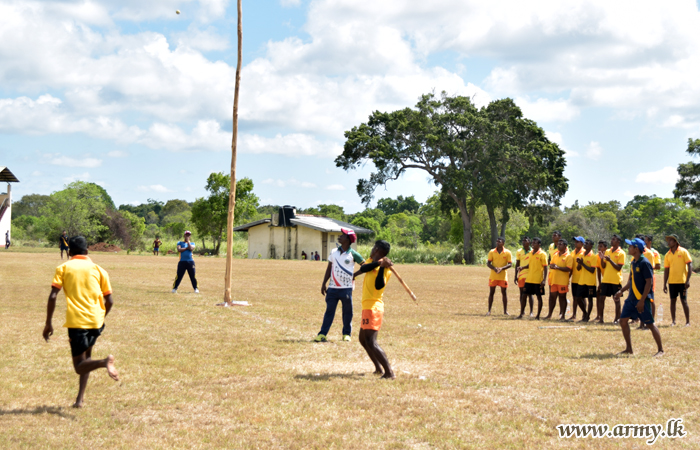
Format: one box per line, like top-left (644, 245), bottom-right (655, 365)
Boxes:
top-left (571, 283), bottom-right (580, 295)
top-left (600, 283), bottom-right (622, 298)
top-left (68, 324), bottom-right (105, 357)
top-left (60, 245), bottom-right (69, 251)
top-left (525, 283), bottom-right (545, 296)
top-left (669, 283), bottom-right (687, 300)
top-left (575, 284), bottom-right (596, 298)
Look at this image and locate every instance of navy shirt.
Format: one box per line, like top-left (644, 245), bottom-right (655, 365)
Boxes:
top-left (177, 241), bottom-right (195, 262)
top-left (628, 255), bottom-right (653, 301)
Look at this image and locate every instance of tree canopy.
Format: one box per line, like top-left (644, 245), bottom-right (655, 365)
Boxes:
top-left (336, 92), bottom-right (568, 263)
top-left (674, 138), bottom-right (700, 205)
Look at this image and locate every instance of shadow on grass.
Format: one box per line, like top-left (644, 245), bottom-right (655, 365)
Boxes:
top-left (277, 338), bottom-right (315, 344)
top-left (0, 405), bottom-right (75, 420)
top-left (294, 373), bottom-right (365, 381)
top-left (571, 353), bottom-right (618, 360)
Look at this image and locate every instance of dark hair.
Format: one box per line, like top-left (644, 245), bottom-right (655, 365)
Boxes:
top-left (558, 238), bottom-right (568, 246)
top-left (522, 236), bottom-right (531, 242)
top-left (612, 234), bottom-right (622, 242)
top-left (69, 236), bottom-right (88, 255)
top-left (645, 235), bottom-right (653, 243)
top-left (374, 240), bottom-right (391, 256)
top-left (552, 231), bottom-right (561, 237)
top-left (496, 236), bottom-right (505, 243)
top-left (532, 237), bottom-right (542, 244)
top-left (598, 240), bottom-right (608, 247)
top-left (635, 234), bottom-right (645, 239)
top-left (585, 239), bottom-right (594, 246)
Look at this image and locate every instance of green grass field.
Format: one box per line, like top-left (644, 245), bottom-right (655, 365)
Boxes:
top-left (1, 250), bottom-right (699, 449)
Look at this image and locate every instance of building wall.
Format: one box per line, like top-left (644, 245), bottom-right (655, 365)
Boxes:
top-left (0, 185), bottom-right (11, 243)
top-left (244, 224), bottom-right (360, 260)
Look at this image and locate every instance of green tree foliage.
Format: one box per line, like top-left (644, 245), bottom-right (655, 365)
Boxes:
top-left (119, 199), bottom-right (164, 224)
top-left (336, 92), bottom-right (567, 263)
top-left (105, 210), bottom-right (146, 250)
top-left (302, 204), bottom-right (347, 221)
top-left (381, 213), bottom-right (422, 248)
top-left (10, 215), bottom-right (44, 240)
top-left (40, 181), bottom-right (108, 243)
top-left (674, 138), bottom-right (700, 206)
top-left (376, 195), bottom-right (420, 216)
top-left (12, 194), bottom-right (50, 217)
top-left (191, 173), bottom-right (259, 254)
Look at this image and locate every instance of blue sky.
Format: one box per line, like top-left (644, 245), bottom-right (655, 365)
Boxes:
top-left (1, 0), bottom-right (700, 213)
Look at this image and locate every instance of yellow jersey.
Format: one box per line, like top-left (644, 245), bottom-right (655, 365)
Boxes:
top-left (571, 247), bottom-right (586, 284)
top-left (601, 247), bottom-right (626, 285)
top-left (516, 248), bottom-right (532, 281)
top-left (51, 255), bottom-right (112, 329)
top-left (551, 250), bottom-right (574, 286)
top-left (579, 250), bottom-right (600, 286)
top-left (664, 247), bottom-right (692, 284)
top-left (525, 249), bottom-right (548, 284)
top-left (361, 258), bottom-right (392, 311)
top-left (488, 248), bottom-right (513, 281)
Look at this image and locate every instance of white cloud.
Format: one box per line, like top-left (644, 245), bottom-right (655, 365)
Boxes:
top-left (240, 134), bottom-right (342, 157)
top-left (545, 131), bottom-right (578, 157)
top-left (623, 191), bottom-right (633, 197)
top-left (635, 166), bottom-right (680, 185)
top-left (280, 0), bottom-right (302, 7)
top-left (63, 172), bottom-right (91, 183)
top-left (137, 184), bottom-right (172, 192)
top-left (108, 151), bottom-right (129, 158)
top-left (325, 184), bottom-right (346, 191)
top-left (516, 97), bottom-right (579, 123)
top-left (586, 141), bottom-right (603, 161)
top-left (262, 178), bottom-right (318, 188)
top-left (47, 154), bottom-right (103, 168)
top-left (31, 171), bottom-right (42, 176)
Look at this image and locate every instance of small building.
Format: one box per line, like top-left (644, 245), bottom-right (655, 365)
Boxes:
top-left (0, 167), bottom-right (20, 244)
top-left (234, 205), bottom-right (373, 260)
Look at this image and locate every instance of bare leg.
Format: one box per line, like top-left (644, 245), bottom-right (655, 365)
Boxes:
top-left (544, 291), bottom-right (557, 319)
top-left (517, 289), bottom-right (526, 319)
top-left (501, 287), bottom-right (509, 315)
top-left (529, 293), bottom-right (534, 316)
top-left (558, 293), bottom-right (568, 321)
top-left (535, 294), bottom-right (543, 319)
top-left (569, 296), bottom-right (578, 321)
top-left (680, 296), bottom-right (690, 326)
top-left (670, 297), bottom-right (677, 326)
top-left (487, 286), bottom-right (496, 315)
top-left (617, 318), bottom-right (633, 355)
top-left (613, 300), bottom-right (621, 324)
top-left (576, 297), bottom-right (588, 322)
top-left (585, 296), bottom-right (594, 321)
top-left (359, 329), bottom-right (383, 374)
top-left (647, 323), bottom-right (664, 356)
top-left (365, 330), bottom-right (394, 379)
top-left (72, 349), bottom-right (119, 408)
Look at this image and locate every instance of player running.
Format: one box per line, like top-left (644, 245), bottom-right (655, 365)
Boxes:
top-left (663, 234), bottom-right (693, 326)
top-left (42, 236), bottom-right (120, 408)
top-left (486, 237), bottom-right (512, 316)
top-left (515, 237), bottom-right (533, 317)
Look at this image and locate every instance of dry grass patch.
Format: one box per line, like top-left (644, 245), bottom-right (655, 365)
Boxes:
top-left (0, 251), bottom-right (699, 448)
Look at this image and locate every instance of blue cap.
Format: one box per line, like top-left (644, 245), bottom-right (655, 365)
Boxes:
top-left (624, 238), bottom-right (645, 251)
top-left (573, 236), bottom-right (585, 243)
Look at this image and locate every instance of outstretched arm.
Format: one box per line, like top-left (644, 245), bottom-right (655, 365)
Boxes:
top-left (43, 287), bottom-right (60, 341)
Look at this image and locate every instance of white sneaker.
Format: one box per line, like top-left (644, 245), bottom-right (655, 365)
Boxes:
top-left (194, 289), bottom-right (200, 293)
top-left (171, 289), bottom-right (177, 294)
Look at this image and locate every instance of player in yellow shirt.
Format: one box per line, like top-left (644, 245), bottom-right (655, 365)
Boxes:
top-left (644, 235), bottom-right (662, 271)
top-left (545, 239), bottom-right (573, 320)
top-left (663, 234), bottom-right (693, 326)
top-left (591, 240), bottom-right (608, 322)
top-left (569, 237), bottom-right (587, 321)
top-left (515, 237), bottom-right (533, 317)
top-left (486, 237), bottom-right (513, 316)
top-left (353, 240), bottom-right (395, 379)
top-left (597, 235), bottom-right (625, 324)
top-left (575, 239), bottom-right (600, 322)
top-left (547, 231), bottom-right (562, 292)
top-left (42, 236), bottom-right (120, 408)
top-left (519, 237), bottom-right (548, 319)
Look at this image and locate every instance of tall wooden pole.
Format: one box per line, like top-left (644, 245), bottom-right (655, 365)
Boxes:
top-left (223, 0), bottom-right (242, 306)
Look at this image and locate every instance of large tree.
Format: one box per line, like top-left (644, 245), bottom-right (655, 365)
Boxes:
top-left (191, 173), bottom-right (258, 255)
top-left (674, 138), bottom-right (700, 205)
top-left (336, 92), bottom-right (567, 263)
top-left (40, 181), bottom-right (108, 243)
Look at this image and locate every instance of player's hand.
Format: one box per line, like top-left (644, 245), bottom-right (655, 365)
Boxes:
top-left (321, 284), bottom-right (327, 296)
top-left (686, 282), bottom-right (691, 290)
top-left (379, 258), bottom-right (393, 268)
top-left (42, 323), bottom-right (53, 342)
top-left (576, 258), bottom-right (582, 264)
top-left (663, 285), bottom-right (668, 294)
top-left (636, 301), bottom-right (644, 313)
top-left (604, 256), bottom-right (611, 262)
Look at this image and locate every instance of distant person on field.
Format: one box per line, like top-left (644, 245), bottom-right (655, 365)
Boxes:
top-left (597, 235), bottom-right (625, 324)
top-left (60, 231), bottom-right (69, 260)
top-left (547, 231), bottom-right (561, 295)
top-left (153, 237), bottom-right (162, 256)
top-left (663, 234), bottom-right (692, 326)
top-left (515, 237), bottom-right (533, 317)
top-left (486, 237), bottom-right (512, 316)
top-left (172, 231), bottom-right (199, 294)
top-left (353, 240), bottom-right (395, 379)
top-left (301, 251), bottom-right (307, 260)
top-left (315, 229), bottom-right (364, 342)
top-left (315, 251), bottom-right (321, 261)
top-left (574, 239), bottom-right (599, 322)
top-left (614, 238), bottom-right (664, 357)
top-left (5, 230), bottom-right (10, 249)
top-left (519, 237), bottom-right (548, 319)
top-left (545, 239), bottom-right (573, 321)
top-left (42, 236), bottom-right (120, 408)
top-left (569, 236), bottom-right (586, 320)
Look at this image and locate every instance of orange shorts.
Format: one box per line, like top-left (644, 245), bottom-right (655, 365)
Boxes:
top-left (518, 278), bottom-right (526, 288)
top-left (551, 284), bottom-right (569, 294)
top-left (361, 309), bottom-right (383, 330)
top-left (489, 279), bottom-right (508, 288)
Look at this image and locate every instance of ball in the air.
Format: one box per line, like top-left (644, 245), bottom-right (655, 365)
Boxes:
top-left (176, 10), bottom-right (181, 14)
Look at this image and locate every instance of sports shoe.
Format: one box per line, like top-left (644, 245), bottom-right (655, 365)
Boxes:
top-left (194, 288), bottom-right (200, 293)
top-left (314, 334), bottom-right (327, 342)
top-left (342, 335), bottom-right (351, 342)
top-left (171, 289), bottom-right (177, 294)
